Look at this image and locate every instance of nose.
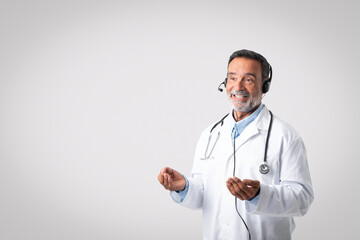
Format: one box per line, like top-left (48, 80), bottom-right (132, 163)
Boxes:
top-left (231, 78), bottom-right (245, 91)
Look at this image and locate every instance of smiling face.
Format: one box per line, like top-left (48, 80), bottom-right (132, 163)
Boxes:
top-left (226, 57), bottom-right (263, 120)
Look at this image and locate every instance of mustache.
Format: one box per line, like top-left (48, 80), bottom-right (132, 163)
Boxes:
top-left (229, 90), bottom-right (250, 97)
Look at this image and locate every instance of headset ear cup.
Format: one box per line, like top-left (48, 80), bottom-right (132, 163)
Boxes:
top-left (262, 80), bottom-right (271, 93)
top-left (224, 77), bottom-right (227, 86)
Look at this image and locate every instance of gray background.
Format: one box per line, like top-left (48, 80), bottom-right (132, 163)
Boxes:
top-left (1, 0), bottom-right (359, 239)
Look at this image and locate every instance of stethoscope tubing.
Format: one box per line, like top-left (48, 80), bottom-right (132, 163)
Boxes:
top-left (263, 111), bottom-right (273, 163)
top-left (201, 110), bottom-right (273, 175)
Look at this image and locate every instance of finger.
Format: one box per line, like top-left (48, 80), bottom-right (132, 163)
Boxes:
top-left (232, 177), bottom-right (250, 200)
top-left (157, 173), bottom-right (164, 185)
top-left (242, 179), bottom-right (260, 199)
top-left (241, 179), bottom-right (260, 197)
top-left (234, 180), bottom-right (255, 197)
top-left (231, 178), bottom-right (249, 199)
top-left (226, 179), bottom-right (238, 198)
top-left (167, 174), bottom-right (172, 184)
top-left (166, 167), bottom-right (174, 175)
top-left (163, 173), bottom-right (170, 189)
top-left (167, 174), bottom-right (174, 189)
top-left (161, 167), bottom-right (172, 175)
top-left (230, 184), bottom-right (244, 200)
top-left (226, 178), bottom-right (245, 200)
top-left (242, 179), bottom-right (260, 188)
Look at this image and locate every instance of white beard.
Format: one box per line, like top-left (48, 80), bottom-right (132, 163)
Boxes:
top-left (228, 90), bottom-right (262, 113)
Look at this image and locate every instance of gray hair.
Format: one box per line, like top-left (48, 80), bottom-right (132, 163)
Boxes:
top-left (228, 49), bottom-right (271, 81)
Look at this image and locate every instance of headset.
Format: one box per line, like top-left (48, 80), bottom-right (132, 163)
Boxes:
top-left (218, 63), bottom-right (273, 93)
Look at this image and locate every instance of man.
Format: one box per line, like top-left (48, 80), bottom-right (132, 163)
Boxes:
top-left (157, 49), bottom-right (314, 239)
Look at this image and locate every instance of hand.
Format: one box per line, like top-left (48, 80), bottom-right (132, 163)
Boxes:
top-left (226, 177), bottom-right (260, 200)
top-left (158, 167), bottom-right (186, 192)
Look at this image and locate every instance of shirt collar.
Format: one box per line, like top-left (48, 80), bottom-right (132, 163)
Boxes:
top-left (232, 104), bottom-right (264, 138)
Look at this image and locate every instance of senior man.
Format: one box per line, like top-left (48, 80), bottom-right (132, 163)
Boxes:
top-left (158, 49), bottom-right (314, 240)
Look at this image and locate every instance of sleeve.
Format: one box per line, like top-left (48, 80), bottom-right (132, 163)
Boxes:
top-left (245, 136), bottom-right (314, 217)
top-left (171, 174), bottom-right (204, 209)
top-left (247, 194), bottom-right (260, 206)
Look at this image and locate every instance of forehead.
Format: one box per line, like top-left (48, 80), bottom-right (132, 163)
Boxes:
top-left (228, 57), bottom-right (262, 75)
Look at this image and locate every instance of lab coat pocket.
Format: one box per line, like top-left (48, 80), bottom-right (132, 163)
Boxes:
top-left (199, 158), bottom-right (218, 189)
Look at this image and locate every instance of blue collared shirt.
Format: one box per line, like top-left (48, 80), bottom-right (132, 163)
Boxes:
top-left (232, 104), bottom-right (264, 140)
top-left (175, 104), bottom-right (264, 204)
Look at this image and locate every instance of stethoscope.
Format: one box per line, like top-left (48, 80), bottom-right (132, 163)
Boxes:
top-left (201, 110), bottom-right (273, 175)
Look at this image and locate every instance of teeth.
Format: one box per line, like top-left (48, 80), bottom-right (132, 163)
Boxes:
top-left (230, 93), bottom-right (248, 99)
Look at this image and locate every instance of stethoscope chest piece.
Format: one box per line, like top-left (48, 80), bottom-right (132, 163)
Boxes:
top-left (259, 163), bottom-right (270, 174)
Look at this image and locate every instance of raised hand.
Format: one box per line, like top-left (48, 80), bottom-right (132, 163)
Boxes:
top-left (226, 177), bottom-right (260, 200)
top-left (158, 167), bottom-right (186, 192)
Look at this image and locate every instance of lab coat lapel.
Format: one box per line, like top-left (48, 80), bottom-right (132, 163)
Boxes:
top-left (221, 112), bottom-right (237, 158)
top-left (222, 106), bottom-right (270, 159)
top-left (234, 121), bottom-right (259, 152)
top-left (233, 106), bottom-right (270, 154)
top-left (221, 109), bottom-right (260, 159)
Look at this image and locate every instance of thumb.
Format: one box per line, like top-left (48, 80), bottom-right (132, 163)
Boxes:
top-left (161, 167), bottom-right (173, 175)
top-left (242, 179), bottom-right (259, 187)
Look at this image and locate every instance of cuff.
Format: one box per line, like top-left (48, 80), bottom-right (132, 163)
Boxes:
top-left (170, 175), bottom-right (189, 203)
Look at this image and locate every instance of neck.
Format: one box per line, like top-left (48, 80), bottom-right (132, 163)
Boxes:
top-left (233, 104), bottom-right (261, 122)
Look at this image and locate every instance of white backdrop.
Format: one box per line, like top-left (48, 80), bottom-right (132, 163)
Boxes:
top-left (1, 0), bottom-right (359, 239)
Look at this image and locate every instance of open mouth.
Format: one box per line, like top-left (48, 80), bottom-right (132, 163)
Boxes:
top-left (231, 93), bottom-right (248, 100)
top-left (229, 90), bottom-right (250, 99)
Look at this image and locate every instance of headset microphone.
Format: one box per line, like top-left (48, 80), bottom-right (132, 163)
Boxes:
top-left (218, 78), bottom-right (227, 92)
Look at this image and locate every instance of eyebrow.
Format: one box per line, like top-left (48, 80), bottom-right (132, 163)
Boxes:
top-left (228, 72), bottom-right (257, 78)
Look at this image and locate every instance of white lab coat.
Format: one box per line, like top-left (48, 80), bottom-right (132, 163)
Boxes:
top-left (171, 106), bottom-right (314, 240)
